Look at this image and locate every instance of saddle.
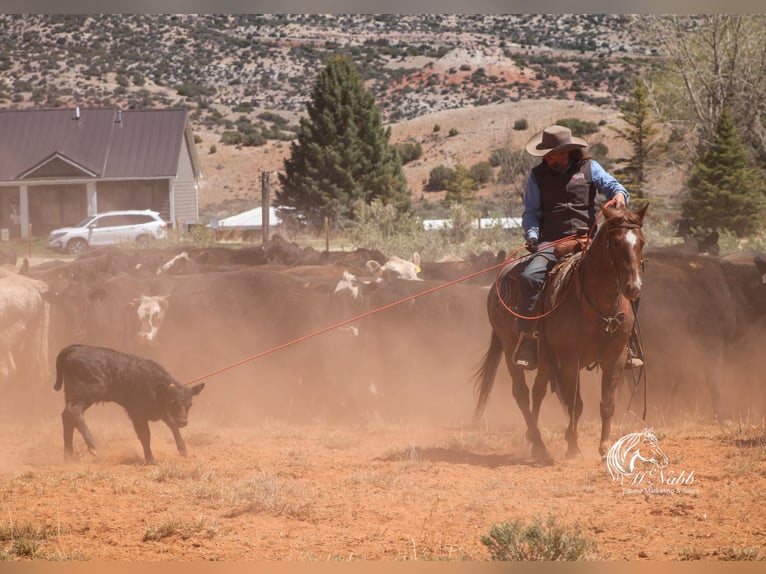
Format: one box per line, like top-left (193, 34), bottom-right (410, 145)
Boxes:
top-left (496, 239), bottom-right (586, 313)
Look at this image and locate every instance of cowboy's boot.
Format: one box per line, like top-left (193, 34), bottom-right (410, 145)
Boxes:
top-left (625, 329), bottom-right (644, 369)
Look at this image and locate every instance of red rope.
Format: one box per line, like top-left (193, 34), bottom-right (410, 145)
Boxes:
top-left (185, 201), bottom-right (624, 386)
top-left (183, 253), bottom-right (517, 386)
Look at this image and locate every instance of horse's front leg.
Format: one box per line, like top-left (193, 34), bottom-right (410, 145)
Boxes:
top-left (505, 355), bottom-right (551, 462)
top-left (599, 362), bottom-right (623, 457)
top-left (530, 360), bottom-right (549, 429)
top-left (557, 360), bottom-right (583, 458)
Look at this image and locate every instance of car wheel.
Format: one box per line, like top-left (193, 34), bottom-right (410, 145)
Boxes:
top-left (67, 238), bottom-right (88, 256)
top-left (135, 234), bottom-right (151, 246)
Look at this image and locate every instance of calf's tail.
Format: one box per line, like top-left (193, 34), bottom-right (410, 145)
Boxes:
top-left (53, 347), bottom-right (71, 391)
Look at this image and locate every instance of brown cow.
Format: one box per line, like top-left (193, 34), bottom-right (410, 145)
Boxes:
top-left (637, 249), bottom-right (766, 420)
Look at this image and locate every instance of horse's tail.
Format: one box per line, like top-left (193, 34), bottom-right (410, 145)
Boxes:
top-left (473, 330), bottom-right (504, 422)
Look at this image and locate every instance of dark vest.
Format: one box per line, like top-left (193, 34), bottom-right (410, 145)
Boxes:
top-left (532, 159), bottom-right (598, 242)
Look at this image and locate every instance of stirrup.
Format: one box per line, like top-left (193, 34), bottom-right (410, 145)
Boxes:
top-left (513, 332), bottom-right (539, 370)
top-left (625, 347), bottom-right (644, 369)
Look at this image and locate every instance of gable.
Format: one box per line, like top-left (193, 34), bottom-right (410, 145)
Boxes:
top-left (19, 152), bottom-right (98, 180)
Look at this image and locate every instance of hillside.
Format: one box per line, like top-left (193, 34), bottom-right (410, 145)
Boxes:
top-left (0, 14), bottom-right (686, 222)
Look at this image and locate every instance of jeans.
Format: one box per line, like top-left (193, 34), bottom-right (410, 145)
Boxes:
top-left (517, 246), bottom-right (558, 333)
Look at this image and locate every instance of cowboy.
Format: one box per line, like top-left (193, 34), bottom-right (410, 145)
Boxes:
top-left (513, 124), bottom-right (643, 370)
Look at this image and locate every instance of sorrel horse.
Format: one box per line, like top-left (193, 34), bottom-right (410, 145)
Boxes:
top-left (473, 204), bottom-right (648, 460)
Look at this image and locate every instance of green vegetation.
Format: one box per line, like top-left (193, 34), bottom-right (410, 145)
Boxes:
top-left (481, 514), bottom-right (598, 561)
top-left (611, 79), bottom-right (659, 199)
top-left (555, 118), bottom-right (600, 137)
top-left (0, 521), bottom-right (86, 560)
top-left (682, 108), bottom-right (766, 237)
top-left (276, 53), bottom-right (410, 232)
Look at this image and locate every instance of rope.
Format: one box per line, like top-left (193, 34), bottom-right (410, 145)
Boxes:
top-left (182, 252), bottom-right (519, 387)
top-left (184, 201), bottom-right (628, 387)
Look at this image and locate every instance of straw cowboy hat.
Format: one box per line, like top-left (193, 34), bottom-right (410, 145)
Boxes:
top-left (525, 125), bottom-right (588, 157)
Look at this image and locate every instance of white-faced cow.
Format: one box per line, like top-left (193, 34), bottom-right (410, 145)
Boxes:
top-left (54, 344), bottom-right (205, 464)
top-left (366, 253), bottom-right (422, 281)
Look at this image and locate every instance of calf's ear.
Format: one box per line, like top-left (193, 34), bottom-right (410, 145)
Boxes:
top-left (191, 383), bottom-right (205, 396)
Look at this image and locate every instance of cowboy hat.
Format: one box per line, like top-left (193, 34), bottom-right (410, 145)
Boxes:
top-left (525, 125), bottom-right (588, 157)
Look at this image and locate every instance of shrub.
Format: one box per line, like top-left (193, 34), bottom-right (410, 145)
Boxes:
top-left (555, 118), bottom-right (600, 137)
top-left (393, 141), bottom-right (423, 165)
top-left (481, 514), bottom-right (597, 561)
top-left (489, 147), bottom-right (511, 168)
top-left (469, 161), bottom-right (494, 185)
top-left (426, 165), bottom-right (455, 191)
top-left (513, 118), bottom-right (528, 130)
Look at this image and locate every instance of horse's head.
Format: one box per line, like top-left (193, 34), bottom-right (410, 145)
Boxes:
top-left (601, 203), bottom-right (648, 301)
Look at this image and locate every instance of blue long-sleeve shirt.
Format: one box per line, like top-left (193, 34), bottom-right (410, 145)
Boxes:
top-left (522, 159), bottom-right (629, 241)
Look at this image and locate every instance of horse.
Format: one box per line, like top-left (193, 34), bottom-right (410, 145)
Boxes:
top-left (473, 204), bottom-right (648, 460)
top-left (605, 428), bottom-right (668, 483)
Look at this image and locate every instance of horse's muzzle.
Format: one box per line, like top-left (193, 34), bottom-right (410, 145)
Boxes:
top-left (623, 281), bottom-right (641, 301)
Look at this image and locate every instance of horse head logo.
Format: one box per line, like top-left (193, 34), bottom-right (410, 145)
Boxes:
top-left (606, 428), bottom-right (669, 483)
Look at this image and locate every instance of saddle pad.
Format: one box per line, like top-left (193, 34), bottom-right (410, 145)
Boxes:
top-left (542, 252), bottom-right (582, 309)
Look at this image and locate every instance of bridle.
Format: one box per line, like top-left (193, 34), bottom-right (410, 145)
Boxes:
top-left (578, 220), bottom-right (644, 334)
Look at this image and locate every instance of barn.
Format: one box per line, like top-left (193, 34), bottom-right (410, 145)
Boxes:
top-left (0, 107), bottom-right (202, 239)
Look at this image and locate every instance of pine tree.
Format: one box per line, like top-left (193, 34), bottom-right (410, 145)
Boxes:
top-left (612, 79), bottom-right (658, 199)
top-left (275, 53), bottom-right (410, 231)
top-left (681, 108), bottom-right (766, 237)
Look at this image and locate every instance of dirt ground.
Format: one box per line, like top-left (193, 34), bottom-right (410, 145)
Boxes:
top-left (0, 340), bottom-right (764, 563)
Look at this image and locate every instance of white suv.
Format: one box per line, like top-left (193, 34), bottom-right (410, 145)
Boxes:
top-left (48, 210), bottom-right (168, 255)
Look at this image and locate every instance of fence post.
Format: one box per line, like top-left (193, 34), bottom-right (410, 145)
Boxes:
top-left (261, 171), bottom-right (270, 244)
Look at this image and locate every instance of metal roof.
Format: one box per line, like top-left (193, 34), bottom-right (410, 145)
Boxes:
top-left (0, 107), bottom-right (200, 181)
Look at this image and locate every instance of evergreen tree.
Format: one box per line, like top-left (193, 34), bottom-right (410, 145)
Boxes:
top-left (612, 79), bottom-right (658, 199)
top-left (681, 108), bottom-right (766, 237)
top-left (275, 53), bottom-right (410, 231)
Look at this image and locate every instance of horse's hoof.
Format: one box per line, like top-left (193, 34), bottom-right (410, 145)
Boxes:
top-left (531, 444), bottom-right (553, 463)
top-left (565, 447), bottom-right (581, 459)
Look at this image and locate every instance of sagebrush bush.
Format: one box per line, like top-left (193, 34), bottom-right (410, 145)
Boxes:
top-left (481, 514), bottom-right (598, 561)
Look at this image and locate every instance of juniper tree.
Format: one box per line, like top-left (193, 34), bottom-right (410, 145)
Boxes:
top-left (275, 53), bottom-right (410, 232)
top-left (681, 108), bottom-right (766, 237)
top-left (612, 79), bottom-right (658, 199)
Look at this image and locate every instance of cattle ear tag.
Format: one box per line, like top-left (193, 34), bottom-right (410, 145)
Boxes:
top-left (415, 266), bottom-right (421, 273)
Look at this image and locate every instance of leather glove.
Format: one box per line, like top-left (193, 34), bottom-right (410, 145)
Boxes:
top-left (525, 237), bottom-right (539, 253)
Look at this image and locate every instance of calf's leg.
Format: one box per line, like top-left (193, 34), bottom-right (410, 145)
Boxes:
top-left (63, 403), bottom-right (97, 457)
top-left (130, 417), bottom-right (155, 464)
top-left (165, 423), bottom-right (188, 457)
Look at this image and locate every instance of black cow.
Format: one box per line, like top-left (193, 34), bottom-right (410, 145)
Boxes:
top-left (54, 344), bottom-right (205, 464)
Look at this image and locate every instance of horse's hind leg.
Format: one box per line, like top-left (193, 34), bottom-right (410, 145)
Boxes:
top-left (505, 356), bottom-right (551, 461)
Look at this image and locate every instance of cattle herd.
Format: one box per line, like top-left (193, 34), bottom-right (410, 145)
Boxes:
top-left (2, 232), bottom-right (766, 462)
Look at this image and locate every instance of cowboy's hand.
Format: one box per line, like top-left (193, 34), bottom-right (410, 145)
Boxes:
top-left (525, 237), bottom-right (539, 253)
top-left (613, 193), bottom-right (627, 209)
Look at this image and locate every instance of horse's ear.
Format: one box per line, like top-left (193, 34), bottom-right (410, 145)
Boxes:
top-left (635, 203), bottom-right (649, 220)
